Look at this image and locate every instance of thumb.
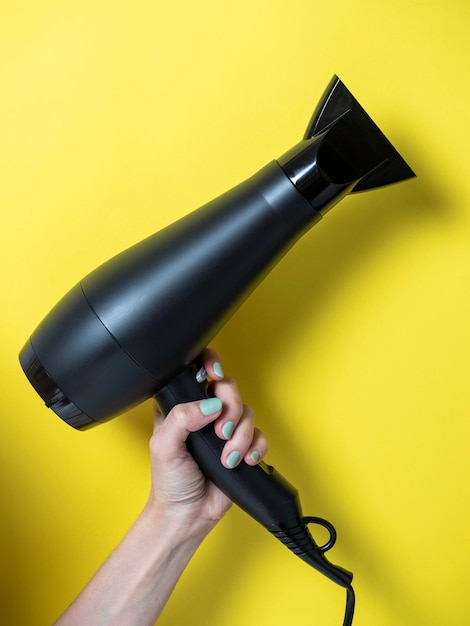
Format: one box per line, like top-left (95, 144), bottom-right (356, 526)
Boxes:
top-left (150, 398), bottom-right (223, 462)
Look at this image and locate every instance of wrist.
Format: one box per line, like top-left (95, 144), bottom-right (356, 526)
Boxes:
top-left (140, 498), bottom-right (216, 549)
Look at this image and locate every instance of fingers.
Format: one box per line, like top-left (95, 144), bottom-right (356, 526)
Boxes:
top-left (150, 396), bottom-right (223, 464)
top-left (208, 376), bottom-right (266, 469)
top-left (152, 349), bottom-right (268, 471)
top-left (200, 347), bottom-right (225, 381)
top-left (243, 427), bottom-right (268, 466)
top-left (219, 405), bottom-right (268, 470)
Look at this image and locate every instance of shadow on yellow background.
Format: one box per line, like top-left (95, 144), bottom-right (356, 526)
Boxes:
top-left (1, 1), bottom-right (469, 625)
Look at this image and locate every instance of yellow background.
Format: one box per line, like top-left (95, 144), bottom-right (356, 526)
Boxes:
top-left (1, 1), bottom-right (469, 624)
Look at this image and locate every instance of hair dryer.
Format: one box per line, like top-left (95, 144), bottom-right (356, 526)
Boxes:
top-left (20, 76), bottom-right (414, 625)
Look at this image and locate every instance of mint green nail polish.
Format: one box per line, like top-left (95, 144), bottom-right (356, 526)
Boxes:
top-left (222, 421), bottom-right (235, 439)
top-left (213, 362), bottom-right (224, 378)
top-left (250, 450), bottom-right (260, 463)
top-left (226, 450), bottom-right (241, 468)
top-left (200, 397), bottom-right (222, 416)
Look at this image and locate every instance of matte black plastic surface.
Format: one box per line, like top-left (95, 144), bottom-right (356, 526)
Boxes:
top-left (81, 161), bottom-right (320, 389)
top-left (21, 283), bottom-right (157, 426)
top-left (19, 76), bottom-right (414, 430)
top-left (20, 162), bottom-right (320, 426)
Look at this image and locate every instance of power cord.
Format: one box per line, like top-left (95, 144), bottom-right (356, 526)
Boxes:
top-left (343, 585), bottom-right (355, 626)
top-left (302, 517), bottom-right (355, 626)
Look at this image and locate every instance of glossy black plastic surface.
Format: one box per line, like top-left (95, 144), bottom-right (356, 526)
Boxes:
top-left (303, 75), bottom-right (415, 192)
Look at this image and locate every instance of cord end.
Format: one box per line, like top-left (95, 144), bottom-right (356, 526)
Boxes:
top-left (344, 585), bottom-right (355, 626)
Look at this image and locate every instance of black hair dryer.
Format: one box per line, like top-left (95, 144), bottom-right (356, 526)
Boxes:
top-left (20, 76), bottom-right (415, 625)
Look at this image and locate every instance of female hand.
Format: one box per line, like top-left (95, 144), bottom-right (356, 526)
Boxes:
top-left (144, 348), bottom-right (268, 540)
top-left (54, 350), bottom-right (267, 626)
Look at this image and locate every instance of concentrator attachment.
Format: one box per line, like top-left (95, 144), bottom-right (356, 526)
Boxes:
top-left (278, 75), bottom-right (414, 216)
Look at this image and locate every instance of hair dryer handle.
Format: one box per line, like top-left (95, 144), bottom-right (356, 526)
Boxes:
top-left (154, 359), bottom-right (353, 591)
top-left (154, 360), bottom-right (302, 529)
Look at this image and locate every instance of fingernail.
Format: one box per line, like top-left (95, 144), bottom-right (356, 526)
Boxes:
top-left (200, 397), bottom-right (223, 416)
top-left (221, 421), bottom-right (235, 439)
top-left (213, 362), bottom-right (224, 378)
top-left (250, 450), bottom-right (260, 464)
top-left (226, 450), bottom-right (241, 468)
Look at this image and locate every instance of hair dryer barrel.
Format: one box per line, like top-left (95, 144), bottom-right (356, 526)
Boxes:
top-left (20, 161), bottom-right (320, 428)
top-left (20, 75), bottom-right (414, 429)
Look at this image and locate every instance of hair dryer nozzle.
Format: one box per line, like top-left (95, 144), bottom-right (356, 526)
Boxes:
top-left (304, 75), bottom-right (415, 192)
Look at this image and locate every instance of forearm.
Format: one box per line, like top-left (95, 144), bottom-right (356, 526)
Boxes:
top-left (54, 507), bottom-right (208, 626)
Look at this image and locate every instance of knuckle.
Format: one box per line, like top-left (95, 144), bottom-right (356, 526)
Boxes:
top-left (170, 403), bottom-right (188, 426)
top-left (243, 404), bottom-right (254, 421)
top-left (149, 432), bottom-right (160, 455)
top-left (231, 398), bottom-right (245, 419)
